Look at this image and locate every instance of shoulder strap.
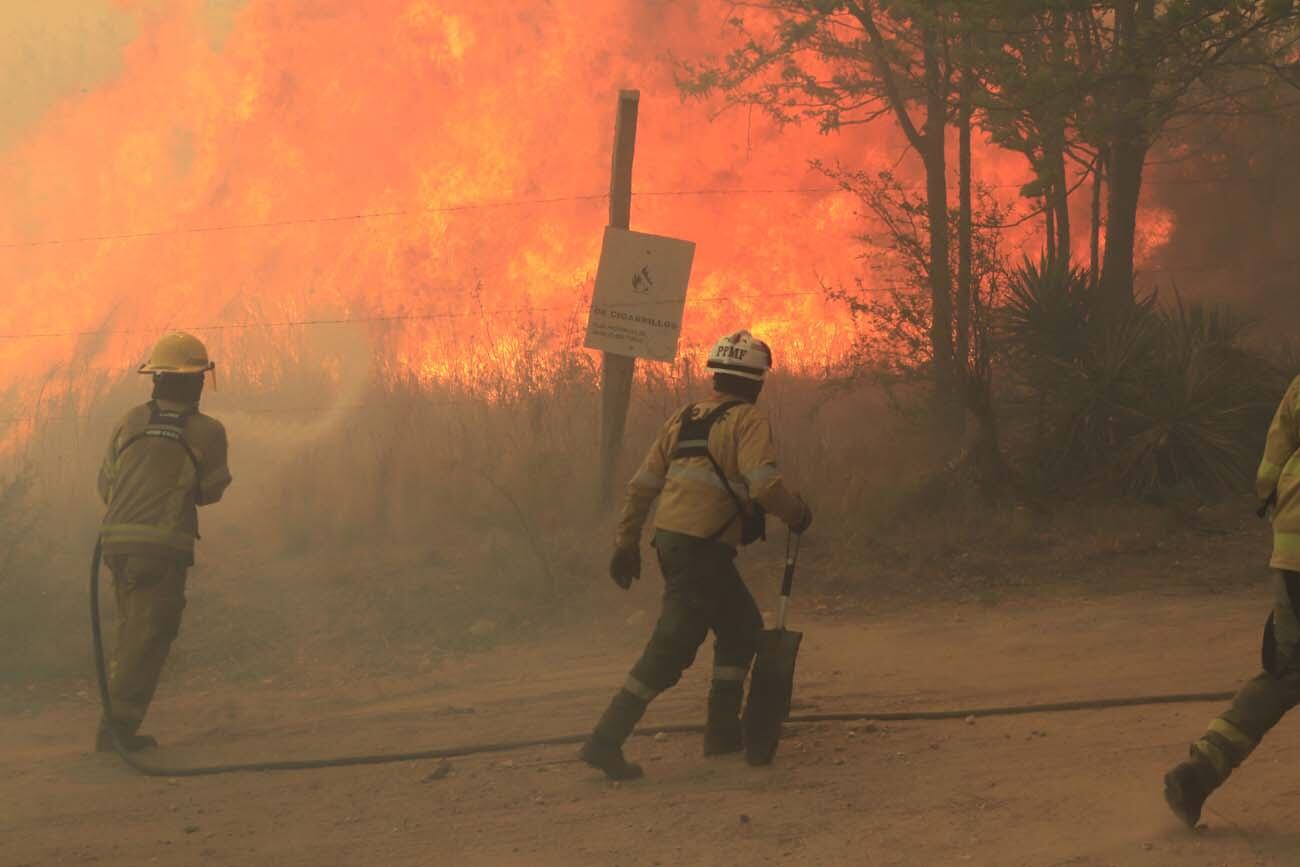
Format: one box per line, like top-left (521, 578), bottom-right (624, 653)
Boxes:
top-left (117, 401), bottom-right (202, 480)
top-left (670, 401), bottom-right (745, 459)
top-left (668, 401), bottom-right (749, 541)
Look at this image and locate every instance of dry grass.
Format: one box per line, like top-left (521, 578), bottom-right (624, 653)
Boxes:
top-left (0, 352), bottom-right (1273, 688)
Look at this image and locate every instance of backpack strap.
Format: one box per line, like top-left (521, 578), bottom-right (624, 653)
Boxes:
top-left (117, 401), bottom-right (201, 474)
top-left (115, 401), bottom-right (205, 535)
top-left (669, 401), bottom-right (748, 541)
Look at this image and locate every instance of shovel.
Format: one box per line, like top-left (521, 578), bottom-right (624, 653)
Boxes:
top-left (742, 531), bottom-right (803, 766)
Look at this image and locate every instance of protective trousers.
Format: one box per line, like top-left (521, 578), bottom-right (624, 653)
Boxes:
top-left (1192, 571), bottom-right (1300, 784)
top-left (592, 531), bottom-right (764, 748)
top-left (104, 554), bottom-right (189, 734)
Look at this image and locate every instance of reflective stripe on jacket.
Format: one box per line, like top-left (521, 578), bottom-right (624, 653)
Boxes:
top-left (1259, 376), bottom-right (1300, 571)
top-left (98, 400), bottom-right (231, 561)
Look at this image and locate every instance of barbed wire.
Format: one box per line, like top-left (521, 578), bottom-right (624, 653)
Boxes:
top-left (0, 173), bottom-right (1286, 250)
top-left (0, 289), bottom-right (825, 342)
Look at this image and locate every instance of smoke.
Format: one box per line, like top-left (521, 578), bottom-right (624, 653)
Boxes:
top-left (0, 2), bottom-right (135, 151)
top-left (1142, 102), bottom-right (1300, 341)
top-left (0, 2), bottom-right (251, 151)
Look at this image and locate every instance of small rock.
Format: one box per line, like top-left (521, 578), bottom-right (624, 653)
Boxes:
top-left (965, 715), bottom-right (977, 725)
top-left (833, 758), bottom-right (846, 766)
top-left (183, 826), bottom-right (200, 835)
top-left (1142, 842), bottom-right (1154, 851)
top-left (422, 760), bottom-right (452, 783)
top-left (499, 759), bottom-right (515, 770)
top-left (468, 619), bottom-right (497, 638)
top-left (739, 814), bottom-right (751, 824)
top-left (862, 721), bottom-right (880, 733)
top-left (654, 732), bottom-right (669, 743)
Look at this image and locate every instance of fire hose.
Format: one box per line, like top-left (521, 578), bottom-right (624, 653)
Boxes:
top-left (91, 539), bottom-right (1235, 778)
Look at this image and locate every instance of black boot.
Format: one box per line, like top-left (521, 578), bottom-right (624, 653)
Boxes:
top-left (579, 689), bottom-right (647, 780)
top-left (1163, 752), bottom-right (1219, 828)
top-left (703, 681), bottom-right (744, 756)
top-left (579, 736), bottom-right (644, 781)
top-left (95, 720), bottom-right (158, 753)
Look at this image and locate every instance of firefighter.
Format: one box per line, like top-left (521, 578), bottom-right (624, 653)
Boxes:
top-left (1163, 374), bottom-right (1300, 826)
top-left (95, 332), bottom-right (232, 752)
top-left (579, 330), bottom-right (813, 780)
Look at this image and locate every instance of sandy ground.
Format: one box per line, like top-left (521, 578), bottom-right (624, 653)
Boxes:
top-left (3, 588), bottom-right (1298, 867)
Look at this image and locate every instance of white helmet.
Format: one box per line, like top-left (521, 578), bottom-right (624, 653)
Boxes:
top-left (706, 330), bottom-right (773, 382)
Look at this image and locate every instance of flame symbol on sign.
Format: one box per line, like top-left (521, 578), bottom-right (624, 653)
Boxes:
top-left (631, 265), bottom-right (653, 294)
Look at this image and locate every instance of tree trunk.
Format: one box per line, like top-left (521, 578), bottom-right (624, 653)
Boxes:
top-left (1045, 11), bottom-right (1071, 263)
top-left (1098, 135), bottom-right (1147, 315)
top-left (1097, 0), bottom-right (1153, 316)
top-left (922, 25), bottom-right (955, 423)
top-left (1090, 148), bottom-right (1106, 290)
top-left (1045, 200), bottom-right (1057, 263)
top-left (1046, 136), bottom-right (1070, 262)
top-left (957, 70), bottom-right (973, 426)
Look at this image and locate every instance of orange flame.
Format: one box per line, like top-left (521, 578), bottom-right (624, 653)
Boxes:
top-left (0, 1), bottom-right (1169, 421)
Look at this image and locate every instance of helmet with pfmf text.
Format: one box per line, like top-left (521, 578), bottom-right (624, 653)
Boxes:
top-left (706, 330), bottom-right (773, 382)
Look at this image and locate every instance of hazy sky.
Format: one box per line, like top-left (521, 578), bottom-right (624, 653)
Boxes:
top-left (0, 1), bottom-right (248, 151)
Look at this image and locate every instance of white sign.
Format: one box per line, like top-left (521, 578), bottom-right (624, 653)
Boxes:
top-left (584, 226), bottom-right (695, 362)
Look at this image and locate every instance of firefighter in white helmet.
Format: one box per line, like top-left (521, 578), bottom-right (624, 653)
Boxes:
top-left (94, 332), bottom-right (232, 751)
top-left (579, 330), bottom-right (813, 780)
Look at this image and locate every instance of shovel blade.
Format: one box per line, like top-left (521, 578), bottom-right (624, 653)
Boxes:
top-left (742, 627), bottom-right (803, 766)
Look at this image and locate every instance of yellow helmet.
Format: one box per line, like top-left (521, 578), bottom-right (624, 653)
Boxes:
top-left (138, 332), bottom-right (214, 375)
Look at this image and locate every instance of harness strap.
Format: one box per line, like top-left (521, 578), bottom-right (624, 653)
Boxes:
top-left (669, 401), bottom-right (748, 542)
top-left (114, 401), bottom-right (204, 536)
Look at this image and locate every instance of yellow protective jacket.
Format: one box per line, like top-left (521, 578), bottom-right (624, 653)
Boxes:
top-left (1258, 375), bottom-right (1300, 572)
top-left (615, 396), bottom-right (804, 549)
top-left (97, 399), bottom-right (232, 564)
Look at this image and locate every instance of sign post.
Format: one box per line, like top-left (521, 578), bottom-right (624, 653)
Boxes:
top-left (596, 90), bottom-right (640, 506)
top-left (592, 91), bottom-right (697, 505)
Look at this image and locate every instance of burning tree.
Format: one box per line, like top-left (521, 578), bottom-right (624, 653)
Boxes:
top-left (679, 0), bottom-right (1300, 423)
top-left (679, 1), bottom-right (985, 432)
top-left (969, 0), bottom-right (1300, 315)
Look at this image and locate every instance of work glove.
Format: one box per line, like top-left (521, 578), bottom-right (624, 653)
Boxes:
top-left (1258, 491), bottom-right (1278, 519)
top-left (610, 545), bottom-right (641, 590)
top-left (790, 499), bottom-right (813, 535)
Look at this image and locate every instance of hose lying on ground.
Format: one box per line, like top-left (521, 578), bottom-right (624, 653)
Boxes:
top-left (91, 540), bottom-right (1235, 778)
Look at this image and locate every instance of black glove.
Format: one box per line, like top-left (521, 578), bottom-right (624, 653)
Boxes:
top-left (790, 500), bottom-right (813, 535)
top-left (1258, 491), bottom-right (1278, 519)
top-left (610, 545), bottom-right (641, 590)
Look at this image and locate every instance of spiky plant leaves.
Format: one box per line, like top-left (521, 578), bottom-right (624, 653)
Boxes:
top-left (999, 258), bottom-right (1282, 499)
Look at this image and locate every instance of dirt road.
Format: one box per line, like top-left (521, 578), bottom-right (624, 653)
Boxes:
top-left (3, 589), bottom-right (1297, 867)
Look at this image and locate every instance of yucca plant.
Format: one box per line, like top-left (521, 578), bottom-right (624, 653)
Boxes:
top-left (998, 258), bottom-right (1281, 498)
top-left (1106, 299), bottom-right (1283, 497)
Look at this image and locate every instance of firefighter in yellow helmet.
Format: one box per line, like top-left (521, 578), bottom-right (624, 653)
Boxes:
top-left (1163, 374), bottom-right (1300, 826)
top-left (579, 330), bottom-right (812, 780)
top-left (94, 332), bottom-right (232, 752)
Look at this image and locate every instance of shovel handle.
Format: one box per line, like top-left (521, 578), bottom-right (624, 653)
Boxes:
top-left (776, 532), bottom-right (800, 630)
